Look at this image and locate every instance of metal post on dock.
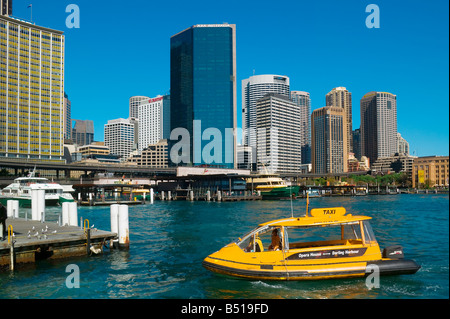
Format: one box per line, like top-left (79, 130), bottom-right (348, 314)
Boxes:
top-left (217, 190), bottom-right (222, 202)
top-left (150, 188), bottom-right (154, 204)
top-left (7, 200), bottom-right (19, 219)
top-left (31, 189), bottom-right (45, 221)
top-left (69, 202), bottom-right (78, 227)
top-left (118, 205), bottom-right (129, 249)
top-left (86, 228), bottom-right (91, 256)
top-left (110, 204), bottom-right (119, 249)
top-left (8, 225), bottom-right (15, 271)
top-left (206, 190), bottom-right (211, 201)
top-left (168, 191), bottom-right (171, 200)
top-left (62, 202), bottom-right (70, 226)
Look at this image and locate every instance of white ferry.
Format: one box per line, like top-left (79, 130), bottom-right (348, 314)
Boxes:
top-left (0, 173), bottom-right (74, 207)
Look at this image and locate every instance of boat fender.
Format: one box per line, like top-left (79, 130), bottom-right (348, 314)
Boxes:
top-left (382, 245), bottom-right (404, 259)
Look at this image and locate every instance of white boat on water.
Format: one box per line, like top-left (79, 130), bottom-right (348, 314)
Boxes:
top-left (0, 173), bottom-right (74, 207)
top-left (306, 188), bottom-right (322, 198)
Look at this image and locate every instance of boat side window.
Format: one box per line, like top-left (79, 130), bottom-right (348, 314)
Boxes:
top-left (285, 223), bottom-right (363, 250)
top-left (342, 223), bottom-right (362, 241)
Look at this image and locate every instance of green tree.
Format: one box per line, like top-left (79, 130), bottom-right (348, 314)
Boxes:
top-left (0, 169), bottom-right (11, 176)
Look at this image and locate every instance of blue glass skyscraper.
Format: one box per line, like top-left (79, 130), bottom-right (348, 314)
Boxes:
top-left (170, 24), bottom-right (237, 168)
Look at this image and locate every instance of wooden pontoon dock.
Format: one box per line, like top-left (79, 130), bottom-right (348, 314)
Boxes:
top-left (0, 218), bottom-right (116, 271)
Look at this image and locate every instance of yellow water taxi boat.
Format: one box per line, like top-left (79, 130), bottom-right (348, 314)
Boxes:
top-left (203, 207), bottom-right (420, 280)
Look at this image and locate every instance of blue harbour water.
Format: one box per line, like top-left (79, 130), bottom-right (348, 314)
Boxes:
top-left (0, 194), bottom-right (448, 299)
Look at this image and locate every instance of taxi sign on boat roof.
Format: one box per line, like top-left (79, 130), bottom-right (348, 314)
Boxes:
top-left (259, 207), bottom-right (372, 227)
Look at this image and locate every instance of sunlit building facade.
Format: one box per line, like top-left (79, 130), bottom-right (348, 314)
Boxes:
top-left (326, 87), bottom-right (352, 154)
top-left (242, 74), bottom-right (290, 151)
top-left (170, 24), bottom-right (237, 168)
top-left (0, 15), bottom-right (65, 162)
top-left (360, 91), bottom-right (397, 163)
top-left (311, 106), bottom-right (348, 174)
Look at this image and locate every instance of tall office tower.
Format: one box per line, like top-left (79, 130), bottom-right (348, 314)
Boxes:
top-left (137, 95), bottom-right (170, 152)
top-left (0, 15), bottom-right (65, 162)
top-left (129, 95), bottom-right (150, 119)
top-left (311, 106), bottom-right (348, 174)
top-left (352, 128), bottom-right (361, 160)
top-left (72, 120), bottom-right (94, 146)
top-left (397, 132), bottom-right (409, 155)
top-left (63, 92), bottom-right (71, 140)
top-left (360, 92), bottom-right (397, 163)
top-left (104, 118), bottom-right (138, 160)
top-left (291, 90), bottom-right (311, 164)
top-left (256, 93), bottom-right (301, 174)
top-left (242, 74), bottom-right (290, 153)
top-left (170, 24), bottom-right (237, 168)
top-left (1, 0), bottom-right (12, 16)
top-left (236, 144), bottom-right (253, 170)
top-left (326, 87), bottom-right (352, 153)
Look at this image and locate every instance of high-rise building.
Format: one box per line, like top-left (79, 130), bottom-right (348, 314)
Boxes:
top-left (360, 92), bottom-right (397, 163)
top-left (256, 93), bottom-right (301, 174)
top-left (170, 24), bottom-right (237, 168)
top-left (242, 74), bottom-right (290, 153)
top-left (129, 95), bottom-right (150, 119)
top-left (326, 87), bottom-right (352, 153)
top-left (137, 95), bottom-right (170, 152)
top-left (236, 144), bottom-right (253, 170)
top-left (352, 128), bottom-right (361, 160)
top-left (291, 90), bottom-right (311, 164)
top-left (1, 0), bottom-right (12, 16)
top-left (0, 15), bottom-right (65, 162)
top-left (104, 118), bottom-right (138, 160)
top-left (128, 139), bottom-right (168, 168)
top-left (311, 106), bottom-right (348, 174)
top-left (72, 120), bottom-right (94, 146)
top-left (397, 132), bottom-right (409, 155)
top-left (63, 92), bottom-right (71, 140)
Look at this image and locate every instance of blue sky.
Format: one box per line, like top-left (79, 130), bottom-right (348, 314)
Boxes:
top-left (13, 0), bottom-right (449, 156)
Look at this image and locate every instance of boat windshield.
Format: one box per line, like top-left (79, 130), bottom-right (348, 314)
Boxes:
top-left (19, 179), bottom-right (48, 185)
top-left (237, 225), bottom-right (280, 252)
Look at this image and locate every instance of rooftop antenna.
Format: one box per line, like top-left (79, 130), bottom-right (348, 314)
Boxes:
top-left (28, 4), bottom-right (33, 23)
top-left (253, 69), bottom-right (256, 76)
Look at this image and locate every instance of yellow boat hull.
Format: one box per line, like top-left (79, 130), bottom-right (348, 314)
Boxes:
top-left (203, 243), bottom-right (420, 281)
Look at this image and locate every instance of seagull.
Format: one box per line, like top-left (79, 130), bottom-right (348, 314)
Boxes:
top-left (51, 230), bottom-right (57, 234)
top-left (90, 245), bottom-right (102, 255)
